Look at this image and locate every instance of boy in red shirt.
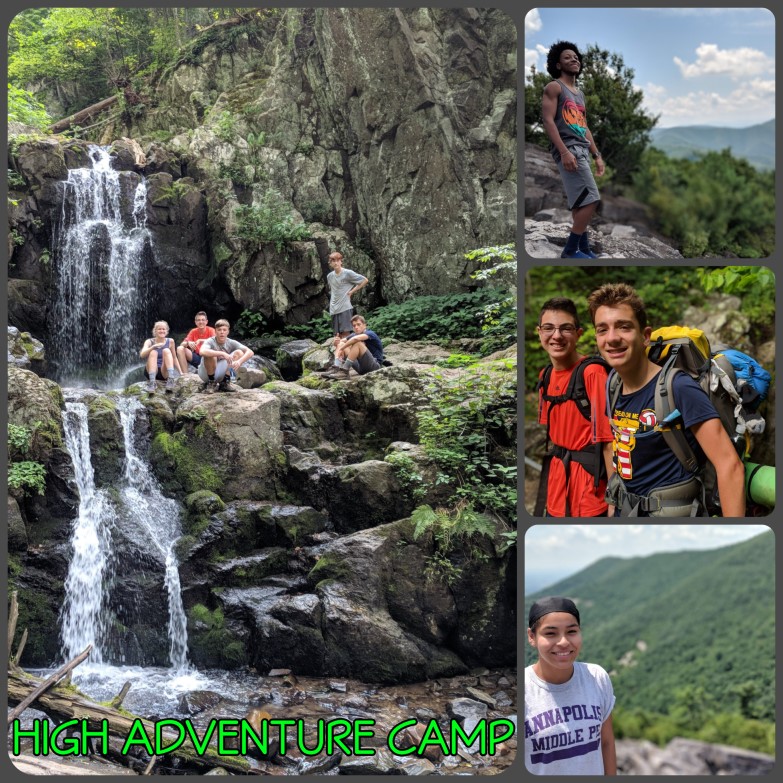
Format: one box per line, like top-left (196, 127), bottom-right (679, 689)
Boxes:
top-left (177, 311), bottom-right (216, 374)
top-left (535, 297), bottom-right (614, 516)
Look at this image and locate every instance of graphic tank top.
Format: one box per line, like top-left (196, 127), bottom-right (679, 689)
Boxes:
top-left (550, 80), bottom-right (590, 154)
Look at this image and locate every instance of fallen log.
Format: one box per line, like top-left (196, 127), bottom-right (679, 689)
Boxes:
top-left (7, 671), bottom-right (252, 775)
top-left (49, 96), bottom-right (119, 135)
top-left (7, 590), bottom-right (19, 657)
top-left (8, 645), bottom-right (92, 722)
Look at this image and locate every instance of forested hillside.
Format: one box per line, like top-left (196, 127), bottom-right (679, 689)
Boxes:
top-left (525, 531), bottom-right (775, 752)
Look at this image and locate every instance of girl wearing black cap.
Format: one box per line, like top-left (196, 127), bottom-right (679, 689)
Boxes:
top-left (525, 596), bottom-right (616, 775)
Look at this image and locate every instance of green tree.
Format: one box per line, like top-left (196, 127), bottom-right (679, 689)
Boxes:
top-left (525, 44), bottom-right (658, 184)
top-left (632, 148), bottom-right (775, 258)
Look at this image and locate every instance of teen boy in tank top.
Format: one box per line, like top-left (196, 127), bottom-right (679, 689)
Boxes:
top-left (541, 41), bottom-right (605, 259)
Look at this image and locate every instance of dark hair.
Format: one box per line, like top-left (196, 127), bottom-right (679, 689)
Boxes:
top-left (539, 297), bottom-right (580, 330)
top-left (587, 283), bottom-right (648, 329)
top-left (546, 40), bottom-right (582, 79)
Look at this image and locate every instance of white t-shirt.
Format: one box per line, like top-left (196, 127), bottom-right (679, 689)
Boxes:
top-left (525, 662), bottom-right (615, 775)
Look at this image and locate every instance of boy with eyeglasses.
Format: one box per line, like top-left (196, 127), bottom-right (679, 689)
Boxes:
top-left (534, 297), bottom-right (614, 516)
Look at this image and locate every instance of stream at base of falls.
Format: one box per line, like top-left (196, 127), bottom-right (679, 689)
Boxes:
top-left (16, 664), bottom-right (518, 775)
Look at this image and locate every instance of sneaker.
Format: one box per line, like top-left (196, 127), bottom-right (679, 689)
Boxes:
top-left (165, 375), bottom-right (177, 393)
top-left (560, 249), bottom-right (592, 259)
top-left (324, 367), bottom-right (351, 380)
top-left (200, 380), bottom-right (218, 394)
top-left (218, 380), bottom-right (240, 392)
top-left (146, 379), bottom-right (157, 393)
top-left (579, 247), bottom-right (599, 259)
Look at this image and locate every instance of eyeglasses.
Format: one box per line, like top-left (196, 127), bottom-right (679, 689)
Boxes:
top-left (538, 324), bottom-right (577, 336)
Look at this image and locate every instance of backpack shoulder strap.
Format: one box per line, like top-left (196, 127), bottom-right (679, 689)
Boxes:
top-left (654, 364), bottom-right (700, 474)
top-left (606, 368), bottom-right (623, 423)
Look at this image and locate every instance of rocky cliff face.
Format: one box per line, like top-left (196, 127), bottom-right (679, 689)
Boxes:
top-left (8, 9), bottom-right (516, 341)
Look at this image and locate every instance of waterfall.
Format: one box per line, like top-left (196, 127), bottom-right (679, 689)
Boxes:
top-left (50, 146), bottom-right (154, 384)
top-left (117, 396), bottom-right (189, 672)
top-left (60, 395), bottom-right (189, 672)
top-left (60, 403), bottom-right (115, 662)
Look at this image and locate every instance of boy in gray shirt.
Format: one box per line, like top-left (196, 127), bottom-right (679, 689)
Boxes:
top-left (327, 251), bottom-right (368, 338)
top-left (198, 319), bottom-right (254, 393)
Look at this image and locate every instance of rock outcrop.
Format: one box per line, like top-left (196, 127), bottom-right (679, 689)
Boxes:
top-left (617, 737), bottom-right (774, 776)
top-left (8, 342), bottom-right (517, 678)
top-left (524, 141), bottom-right (684, 258)
top-left (525, 217), bottom-right (684, 259)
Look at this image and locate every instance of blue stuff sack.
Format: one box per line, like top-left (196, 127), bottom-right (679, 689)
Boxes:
top-left (720, 348), bottom-right (771, 407)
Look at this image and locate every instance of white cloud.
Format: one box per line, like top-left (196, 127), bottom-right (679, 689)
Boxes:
top-left (525, 45), bottom-right (548, 75)
top-left (641, 79), bottom-right (776, 126)
top-left (525, 8), bottom-right (542, 34)
top-left (674, 43), bottom-right (774, 81)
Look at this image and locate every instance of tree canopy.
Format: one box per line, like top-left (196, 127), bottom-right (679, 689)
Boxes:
top-left (525, 44), bottom-right (658, 184)
top-left (7, 8), bottom-right (271, 119)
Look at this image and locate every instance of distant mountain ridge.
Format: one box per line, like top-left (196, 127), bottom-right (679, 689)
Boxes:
top-left (525, 531), bottom-right (775, 721)
top-left (650, 120), bottom-right (775, 170)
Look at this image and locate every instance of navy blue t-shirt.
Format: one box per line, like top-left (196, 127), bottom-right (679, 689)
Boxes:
top-left (611, 371), bottom-right (718, 495)
top-left (350, 329), bottom-right (383, 362)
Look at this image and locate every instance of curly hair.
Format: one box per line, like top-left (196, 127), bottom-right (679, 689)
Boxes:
top-left (587, 283), bottom-right (648, 329)
top-left (546, 40), bottom-right (582, 79)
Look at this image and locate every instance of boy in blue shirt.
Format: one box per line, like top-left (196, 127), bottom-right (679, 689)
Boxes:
top-left (325, 315), bottom-right (383, 379)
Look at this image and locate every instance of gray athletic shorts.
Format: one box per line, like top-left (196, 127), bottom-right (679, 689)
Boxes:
top-left (331, 308), bottom-right (354, 335)
top-left (554, 145), bottom-right (600, 210)
top-left (355, 350), bottom-right (381, 375)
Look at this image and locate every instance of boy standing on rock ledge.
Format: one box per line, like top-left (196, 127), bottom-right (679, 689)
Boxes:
top-left (541, 40), bottom-right (605, 259)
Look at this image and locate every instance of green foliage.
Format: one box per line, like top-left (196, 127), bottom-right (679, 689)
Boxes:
top-left (613, 704), bottom-right (774, 756)
top-left (523, 265), bottom-right (772, 391)
top-left (152, 179), bottom-right (191, 205)
top-left (235, 309), bottom-right (268, 339)
top-left (7, 424), bottom-right (32, 455)
top-left (417, 360), bottom-right (517, 521)
top-left (365, 288), bottom-right (510, 350)
top-left (213, 110), bottom-right (237, 142)
top-left (631, 147), bottom-right (775, 258)
top-left (218, 161), bottom-right (254, 187)
top-left (525, 44), bottom-right (658, 183)
top-left (436, 353), bottom-right (479, 368)
top-left (7, 422), bottom-right (47, 496)
top-left (411, 503), bottom-right (498, 585)
top-left (234, 189), bottom-right (310, 252)
top-left (8, 461), bottom-right (47, 495)
top-left (384, 452), bottom-right (426, 502)
top-left (7, 84), bottom-right (52, 130)
top-left (7, 168), bottom-right (26, 189)
top-left (467, 244), bottom-right (518, 353)
top-left (697, 266), bottom-right (775, 342)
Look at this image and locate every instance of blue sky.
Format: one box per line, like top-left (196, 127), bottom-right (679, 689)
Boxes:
top-left (525, 7), bottom-right (775, 128)
top-left (525, 524), bottom-right (771, 594)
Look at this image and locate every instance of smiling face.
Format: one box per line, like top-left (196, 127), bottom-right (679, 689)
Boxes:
top-left (153, 323), bottom-right (169, 339)
top-left (538, 309), bottom-right (582, 370)
top-left (528, 611), bottom-right (582, 682)
top-left (558, 48), bottom-right (581, 75)
top-left (194, 314), bottom-right (208, 329)
top-left (594, 303), bottom-right (651, 375)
